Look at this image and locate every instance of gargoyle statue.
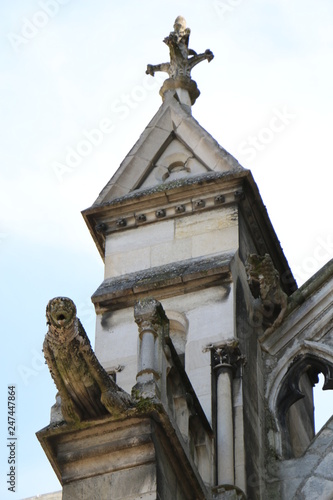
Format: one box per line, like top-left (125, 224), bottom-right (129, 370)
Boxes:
top-left (146, 15), bottom-right (214, 80)
top-left (246, 254), bottom-right (288, 336)
top-left (43, 297), bottom-right (132, 423)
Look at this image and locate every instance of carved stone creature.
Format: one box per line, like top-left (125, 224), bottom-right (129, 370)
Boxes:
top-left (43, 297), bottom-right (132, 423)
top-left (246, 254), bottom-right (288, 336)
top-left (146, 16), bottom-right (214, 80)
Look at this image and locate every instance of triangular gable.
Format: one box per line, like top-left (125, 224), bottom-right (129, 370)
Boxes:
top-left (93, 92), bottom-right (243, 206)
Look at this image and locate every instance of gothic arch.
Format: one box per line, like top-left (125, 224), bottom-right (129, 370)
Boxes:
top-left (266, 342), bottom-right (333, 457)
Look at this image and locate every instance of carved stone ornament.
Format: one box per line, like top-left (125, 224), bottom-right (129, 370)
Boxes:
top-left (246, 253), bottom-right (288, 336)
top-left (43, 297), bottom-right (132, 423)
top-left (146, 16), bottom-right (214, 104)
top-left (211, 340), bottom-right (246, 374)
top-left (134, 298), bottom-right (169, 339)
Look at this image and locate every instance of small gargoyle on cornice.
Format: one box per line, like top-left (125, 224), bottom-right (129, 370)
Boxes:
top-left (246, 254), bottom-right (288, 338)
top-left (43, 297), bottom-right (132, 424)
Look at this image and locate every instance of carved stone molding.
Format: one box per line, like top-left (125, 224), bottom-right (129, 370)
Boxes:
top-left (95, 189), bottom-right (242, 235)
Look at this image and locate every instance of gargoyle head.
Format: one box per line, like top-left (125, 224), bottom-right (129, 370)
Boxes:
top-left (46, 297), bottom-right (77, 330)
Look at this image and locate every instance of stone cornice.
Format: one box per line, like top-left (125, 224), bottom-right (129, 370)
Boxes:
top-left (85, 169), bottom-right (247, 212)
top-left (82, 170), bottom-right (247, 264)
top-left (92, 253), bottom-right (234, 312)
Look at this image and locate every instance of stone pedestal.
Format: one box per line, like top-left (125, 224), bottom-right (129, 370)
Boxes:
top-left (37, 417), bottom-right (157, 500)
top-left (37, 409), bottom-right (209, 500)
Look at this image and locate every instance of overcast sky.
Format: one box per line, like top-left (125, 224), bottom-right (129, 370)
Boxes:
top-left (1, 1), bottom-right (333, 498)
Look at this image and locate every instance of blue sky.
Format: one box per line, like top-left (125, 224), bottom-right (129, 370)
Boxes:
top-left (1, 1), bottom-right (333, 498)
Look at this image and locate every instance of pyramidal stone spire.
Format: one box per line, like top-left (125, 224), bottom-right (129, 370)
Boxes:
top-left (146, 16), bottom-right (214, 107)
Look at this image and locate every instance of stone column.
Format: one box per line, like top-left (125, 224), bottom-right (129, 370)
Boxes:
top-left (212, 341), bottom-right (245, 490)
top-left (133, 298), bottom-right (169, 401)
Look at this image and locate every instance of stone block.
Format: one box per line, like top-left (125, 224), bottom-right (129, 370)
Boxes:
top-left (105, 246), bottom-right (151, 278)
top-left (314, 452), bottom-right (333, 480)
top-left (193, 135), bottom-right (221, 168)
top-left (105, 219), bottom-right (174, 254)
top-left (176, 116), bottom-right (201, 151)
top-left (186, 364), bottom-right (211, 392)
top-left (95, 309), bottom-right (138, 393)
top-left (96, 180), bottom-right (129, 203)
top-left (186, 296), bottom-right (234, 343)
top-left (163, 286), bottom-right (230, 319)
top-left (187, 156), bottom-right (209, 175)
top-left (279, 477), bottom-right (303, 500)
top-left (151, 237), bottom-right (192, 267)
top-left (175, 207), bottom-right (238, 240)
top-left (170, 104), bottom-right (187, 129)
top-left (308, 427), bottom-right (333, 454)
top-left (300, 475), bottom-right (333, 499)
top-left (213, 154), bottom-right (239, 173)
top-left (63, 464), bottom-right (157, 500)
top-left (192, 227), bottom-right (238, 258)
top-left (278, 454), bottom-right (320, 480)
top-left (186, 342), bottom-right (211, 372)
top-left (114, 355), bottom-right (137, 395)
top-left (96, 315), bottom-right (137, 360)
top-left (135, 127), bottom-right (171, 162)
top-left (112, 155), bottom-right (150, 191)
top-left (146, 105), bottom-right (173, 131)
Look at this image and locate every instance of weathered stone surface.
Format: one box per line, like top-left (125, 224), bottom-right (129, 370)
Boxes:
top-left (300, 476), bottom-right (333, 499)
top-left (102, 201), bottom-right (239, 278)
top-left (314, 451), bottom-right (333, 480)
top-left (146, 16), bottom-right (213, 106)
top-left (267, 417), bottom-right (333, 499)
top-left (43, 297), bottom-right (132, 423)
top-left (63, 463), bottom-right (157, 500)
top-left (93, 253), bottom-right (233, 304)
top-left (246, 253), bottom-right (288, 339)
top-left (39, 14), bottom-right (333, 497)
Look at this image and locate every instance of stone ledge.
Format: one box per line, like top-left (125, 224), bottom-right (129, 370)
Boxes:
top-left (92, 253), bottom-right (234, 310)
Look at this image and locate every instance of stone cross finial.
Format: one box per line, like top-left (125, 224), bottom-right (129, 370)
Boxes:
top-left (146, 16), bottom-right (214, 105)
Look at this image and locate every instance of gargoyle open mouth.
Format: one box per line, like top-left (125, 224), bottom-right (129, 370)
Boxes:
top-left (47, 297), bottom-right (76, 328)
